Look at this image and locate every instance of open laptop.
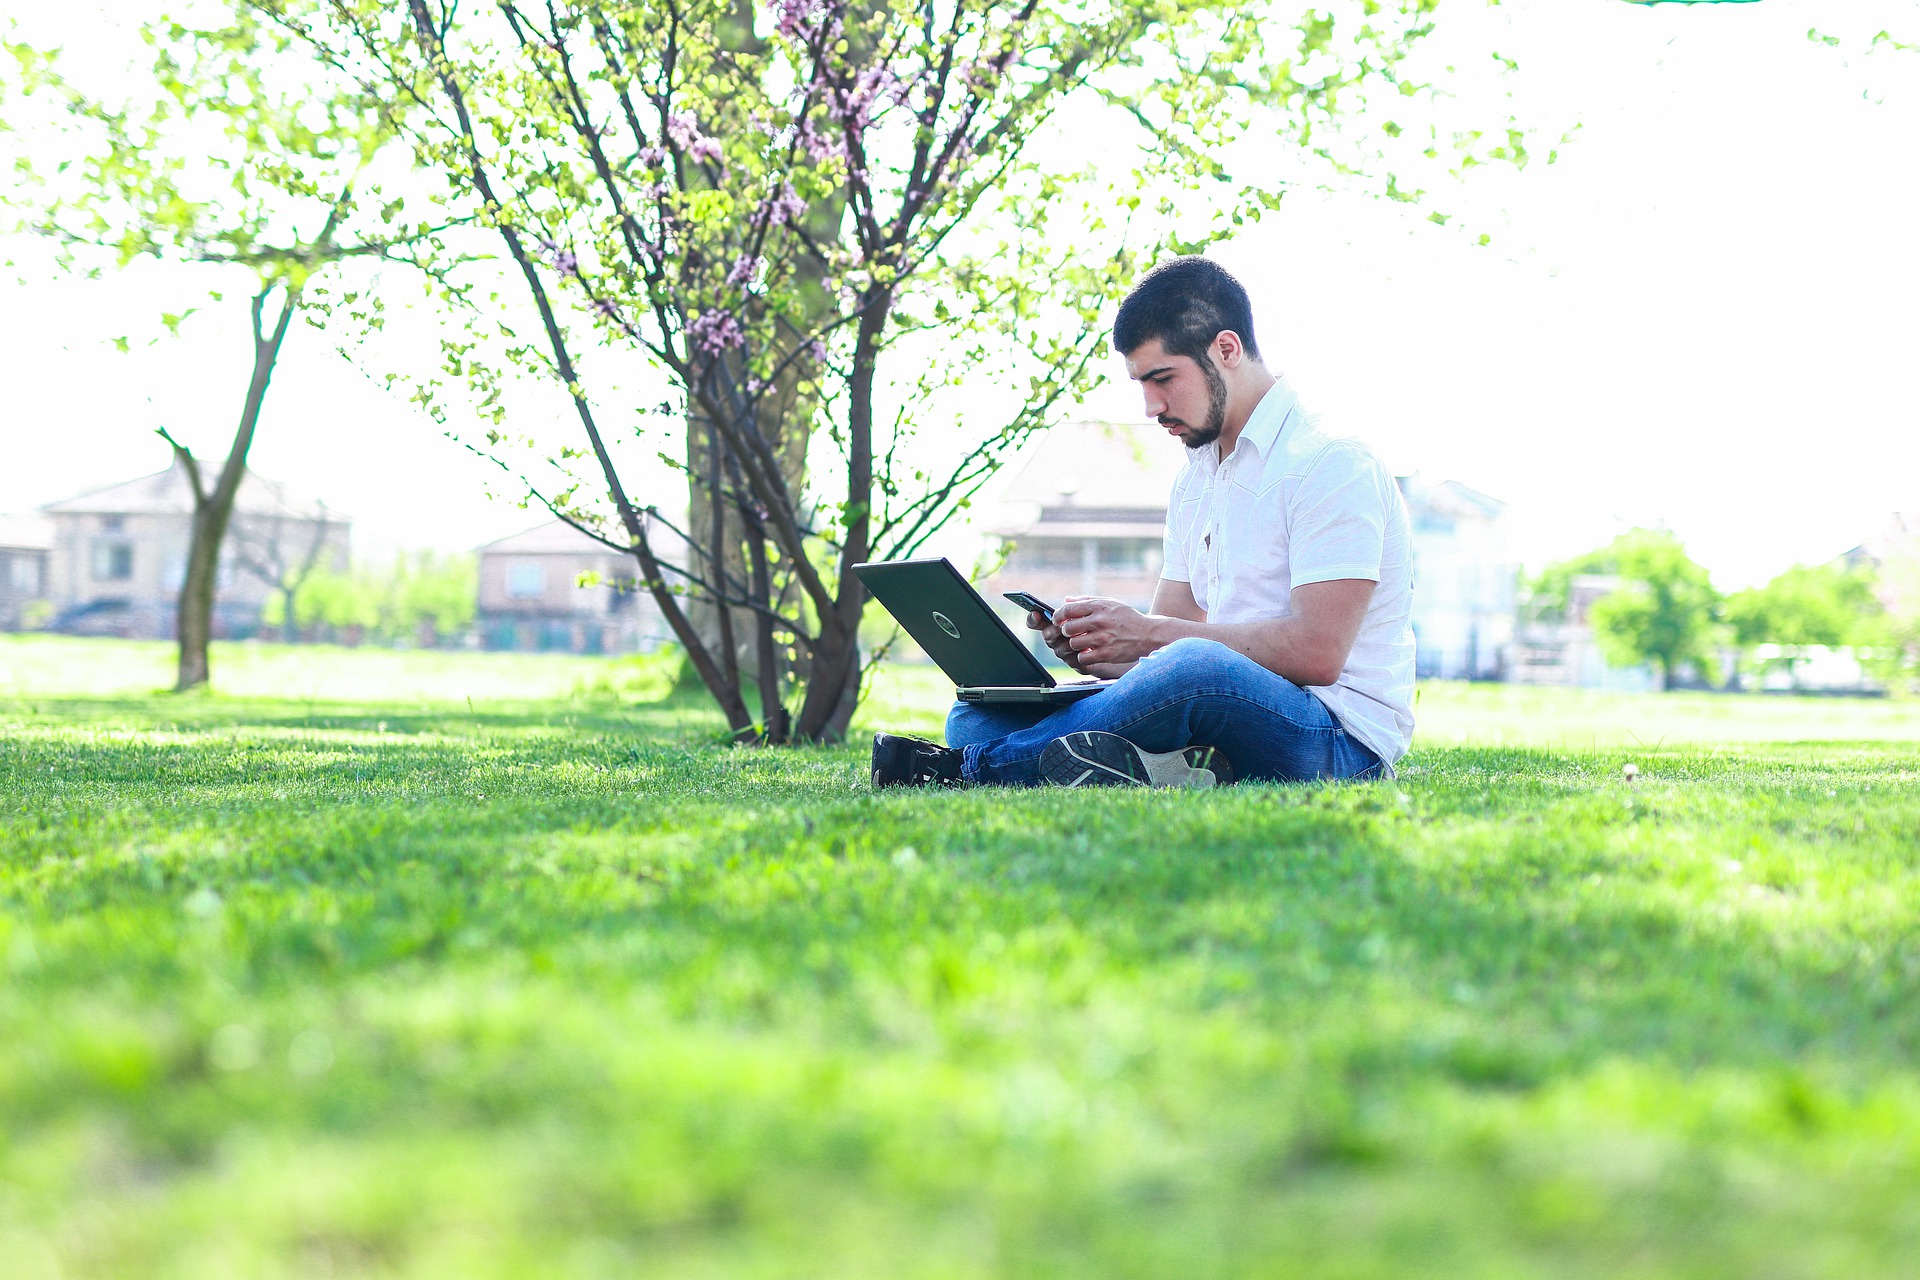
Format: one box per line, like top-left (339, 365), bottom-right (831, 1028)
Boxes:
top-left (852, 558), bottom-right (1115, 704)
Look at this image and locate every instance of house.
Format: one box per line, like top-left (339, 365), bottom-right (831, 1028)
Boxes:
top-left (1508, 573), bottom-right (1655, 691)
top-left (475, 521), bottom-right (670, 653)
top-left (1397, 474), bottom-right (1518, 680)
top-left (978, 422), bottom-right (1176, 659)
top-left (980, 423), bottom-right (1524, 677)
top-left (1845, 509), bottom-right (1920, 615)
top-left (41, 460), bottom-right (349, 640)
top-left (0, 515), bottom-right (52, 631)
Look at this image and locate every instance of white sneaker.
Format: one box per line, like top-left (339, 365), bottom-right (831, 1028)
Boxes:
top-left (1038, 731), bottom-right (1234, 789)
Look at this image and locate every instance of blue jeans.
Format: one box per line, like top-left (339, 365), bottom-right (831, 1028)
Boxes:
top-left (945, 636), bottom-right (1385, 786)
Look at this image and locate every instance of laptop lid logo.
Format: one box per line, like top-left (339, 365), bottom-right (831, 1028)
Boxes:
top-left (932, 611), bottom-right (961, 639)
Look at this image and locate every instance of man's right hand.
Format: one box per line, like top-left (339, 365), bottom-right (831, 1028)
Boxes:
top-left (1027, 606), bottom-right (1133, 679)
top-left (1026, 608), bottom-right (1084, 671)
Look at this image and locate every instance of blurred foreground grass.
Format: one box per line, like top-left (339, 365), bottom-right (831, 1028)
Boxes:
top-left (3, 635), bottom-right (1919, 1278)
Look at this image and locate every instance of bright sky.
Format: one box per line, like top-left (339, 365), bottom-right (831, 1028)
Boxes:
top-left (2, 0), bottom-right (1915, 587)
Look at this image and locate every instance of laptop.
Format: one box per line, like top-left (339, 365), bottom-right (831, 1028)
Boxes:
top-left (852, 558), bottom-right (1115, 704)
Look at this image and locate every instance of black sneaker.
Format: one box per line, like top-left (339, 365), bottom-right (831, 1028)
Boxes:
top-left (1038, 731), bottom-right (1235, 789)
top-left (871, 732), bottom-right (965, 788)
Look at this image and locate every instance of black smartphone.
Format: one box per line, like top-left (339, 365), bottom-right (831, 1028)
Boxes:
top-left (1002, 590), bottom-right (1056, 623)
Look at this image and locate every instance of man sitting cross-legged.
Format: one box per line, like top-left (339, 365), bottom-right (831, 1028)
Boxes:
top-left (872, 257), bottom-right (1415, 789)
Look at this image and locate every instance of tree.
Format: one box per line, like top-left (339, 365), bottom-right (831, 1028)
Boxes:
top-left (1723, 560), bottom-right (1884, 682)
top-left (226, 498), bottom-right (348, 643)
top-left (266, 551), bottom-right (476, 645)
top-left (1535, 529), bottom-right (1720, 690)
top-left (265, 0), bottom-right (1516, 741)
top-left (2, 9), bottom-right (438, 691)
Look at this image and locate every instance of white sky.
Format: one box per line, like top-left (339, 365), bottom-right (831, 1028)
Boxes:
top-left (1, 0), bottom-right (1915, 588)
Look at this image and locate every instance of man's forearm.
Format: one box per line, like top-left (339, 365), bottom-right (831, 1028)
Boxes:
top-left (1052, 580), bottom-right (1371, 683)
top-left (1142, 613), bottom-right (1347, 688)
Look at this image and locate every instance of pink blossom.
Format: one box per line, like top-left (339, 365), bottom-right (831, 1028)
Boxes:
top-left (771, 0), bottom-right (834, 40)
top-left (765, 182), bottom-right (808, 227)
top-left (806, 339), bottom-right (829, 362)
top-left (726, 255), bottom-right (763, 287)
top-left (798, 119), bottom-right (845, 163)
top-left (594, 297), bottom-right (623, 320)
top-left (687, 136), bottom-right (724, 165)
top-left (638, 145), bottom-right (665, 166)
top-left (666, 112), bottom-right (700, 148)
top-left (828, 66), bottom-right (914, 129)
top-left (690, 309), bottom-right (746, 355)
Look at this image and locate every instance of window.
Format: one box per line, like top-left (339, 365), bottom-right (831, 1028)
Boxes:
top-left (1011, 539), bottom-right (1083, 571)
top-left (506, 561), bottom-right (547, 598)
top-left (91, 541), bottom-right (134, 582)
top-left (1097, 540), bottom-right (1156, 573)
top-left (7, 556), bottom-right (39, 594)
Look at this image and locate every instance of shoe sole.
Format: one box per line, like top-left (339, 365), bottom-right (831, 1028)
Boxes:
top-left (1038, 731), bottom-right (1229, 789)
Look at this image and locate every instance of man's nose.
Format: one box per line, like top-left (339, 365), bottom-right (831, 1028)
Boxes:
top-left (1141, 386), bottom-right (1166, 418)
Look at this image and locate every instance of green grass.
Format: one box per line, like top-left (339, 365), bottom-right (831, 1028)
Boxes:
top-left (3, 634), bottom-right (1920, 1278)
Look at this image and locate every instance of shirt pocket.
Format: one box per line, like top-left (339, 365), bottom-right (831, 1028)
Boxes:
top-left (1233, 482), bottom-right (1290, 599)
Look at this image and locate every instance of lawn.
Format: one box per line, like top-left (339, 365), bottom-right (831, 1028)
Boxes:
top-left (3, 634), bottom-right (1919, 1278)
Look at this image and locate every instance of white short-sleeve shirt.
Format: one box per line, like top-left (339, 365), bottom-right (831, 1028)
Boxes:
top-left (1161, 378), bottom-right (1416, 764)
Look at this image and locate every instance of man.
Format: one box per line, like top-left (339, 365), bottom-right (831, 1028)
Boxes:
top-left (872, 256), bottom-right (1415, 788)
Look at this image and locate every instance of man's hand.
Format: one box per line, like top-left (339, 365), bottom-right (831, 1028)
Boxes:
top-left (1022, 603), bottom-right (1133, 678)
top-left (1050, 596), bottom-right (1165, 672)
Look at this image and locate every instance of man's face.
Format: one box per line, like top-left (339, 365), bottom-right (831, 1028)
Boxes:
top-left (1124, 337), bottom-right (1227, 451)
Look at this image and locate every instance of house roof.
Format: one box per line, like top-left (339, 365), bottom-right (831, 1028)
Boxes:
top-left (0, 514), bottom-right (53, 552)
top-left (42, 459), bottom-right (343, 521)
top-left (1397, 474), bottom-right (1506, 521)
top-left (1843, 510), bottom-right (1920, 568)
top-left (988, 421), bottom-right (1186, 536)
top-left (479, 519), bottom-right (627, 556)
top-left (1000, 421), bottom-right (1185, 509)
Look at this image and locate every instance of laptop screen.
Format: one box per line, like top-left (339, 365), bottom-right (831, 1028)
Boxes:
top-left (852, 558), bottom-right (1057, 689)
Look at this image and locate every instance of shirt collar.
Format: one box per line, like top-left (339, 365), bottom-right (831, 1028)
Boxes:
top-left (1232, 377), bottom-right (1299, 462)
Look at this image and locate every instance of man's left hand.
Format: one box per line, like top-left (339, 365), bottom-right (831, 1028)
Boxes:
top-left (1054, 596), bottom-right (1164, 670)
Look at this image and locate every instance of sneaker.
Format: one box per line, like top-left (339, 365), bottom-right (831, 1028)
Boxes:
top-left (1038, 731), bottom-right (1235, 789)
top-left (871, 732), bottom-right (965, 788)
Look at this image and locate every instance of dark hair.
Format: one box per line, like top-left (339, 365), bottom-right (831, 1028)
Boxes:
top-left (1112, 256), bottom-right (1261, 364)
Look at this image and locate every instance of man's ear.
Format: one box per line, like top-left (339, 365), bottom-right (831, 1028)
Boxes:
top-left (1212, 330), bottom-right (1245, 370)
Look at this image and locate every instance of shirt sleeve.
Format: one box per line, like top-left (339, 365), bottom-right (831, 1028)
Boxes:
top-left (1287, 441), bottom-right (1386, 587)
top-left (1160, 468), bottom-right (1193, 584)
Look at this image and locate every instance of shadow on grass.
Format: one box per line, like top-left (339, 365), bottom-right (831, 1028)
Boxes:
top-left (0, 689), bottom-right (732, 742)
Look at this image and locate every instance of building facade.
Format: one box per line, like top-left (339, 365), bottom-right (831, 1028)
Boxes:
top-left (41, 461), bottom-right (349, 639)
top-left (978, 422), bottom-right (1176, 661)
top-left (0, 515), bottom-right (52, 631)
top-left (1396, 474), bottom-right (1518, 681)
top-left (476, 521), bottom-right (670, 653)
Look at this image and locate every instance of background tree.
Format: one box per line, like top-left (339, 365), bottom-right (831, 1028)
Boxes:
top-left (228, 502), bottom-right (347, 643)
top-left (269, 0), bottom-right (1521, 741)
top-left (1, 8), bottom-right (438, 691)
top-left (1533, 529), bottom-right (1721, 690)
top-left (1723, 561), bottom-right (1885, 683)
top-left (1850, 537), bottom-right (1920, 696)
top-left (267, 551), bottom-right (476, 645)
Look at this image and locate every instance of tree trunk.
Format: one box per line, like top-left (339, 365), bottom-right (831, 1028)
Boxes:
top-left (789, 294), bottom-right (887, 742)
top-left (743, 513), bottom-right (788, 741)
top-left (683, 333), bottom-right (816, 689)
top-left (792, 629), bottom-right (861, 742)
top-left (169, 287), bottom-right (298, 692)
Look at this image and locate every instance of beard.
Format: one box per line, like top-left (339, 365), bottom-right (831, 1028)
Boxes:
top-left (1165, 359), bottom-right (1229, 450)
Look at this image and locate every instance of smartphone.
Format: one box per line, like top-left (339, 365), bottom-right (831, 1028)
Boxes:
top-left (1002, 590), bottom-right (1057, 623)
